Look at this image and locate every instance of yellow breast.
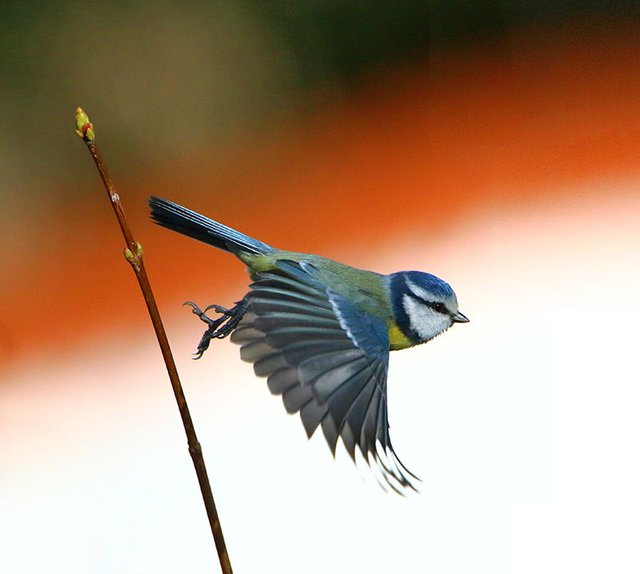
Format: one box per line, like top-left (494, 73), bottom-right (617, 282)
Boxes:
top-left (388, 322), bottom-right (416, 350)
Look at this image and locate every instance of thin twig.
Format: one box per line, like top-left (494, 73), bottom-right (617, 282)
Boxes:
top-left (75, 108), bottom-right (233, 574)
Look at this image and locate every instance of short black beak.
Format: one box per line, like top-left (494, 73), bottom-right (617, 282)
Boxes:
top-left (452, 311), bottom-right (470, 323)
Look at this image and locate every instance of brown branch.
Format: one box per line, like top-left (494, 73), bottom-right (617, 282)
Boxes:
top-left (75, 108), bottom-right (233, 574)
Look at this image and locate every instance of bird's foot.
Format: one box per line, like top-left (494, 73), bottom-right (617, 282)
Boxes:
top-left (184, 298), bottom-right (249, 359)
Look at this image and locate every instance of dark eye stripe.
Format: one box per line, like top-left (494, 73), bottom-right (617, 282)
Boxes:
top-left (410, 295), bottom-right (450, 316)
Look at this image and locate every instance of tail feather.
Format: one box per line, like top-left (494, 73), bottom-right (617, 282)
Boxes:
top-left (149, 196), bottom-right (273, 255)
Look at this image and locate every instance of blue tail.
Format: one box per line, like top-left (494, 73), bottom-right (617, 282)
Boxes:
top-left (149, 197), bottom-right (273, 255)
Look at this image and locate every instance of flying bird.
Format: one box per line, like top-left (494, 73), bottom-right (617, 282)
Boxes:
top-left (149, 197), bottom-right (469, 492)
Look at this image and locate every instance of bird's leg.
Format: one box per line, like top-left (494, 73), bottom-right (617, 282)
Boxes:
top-left (184, 297), bottom-right (249, 359)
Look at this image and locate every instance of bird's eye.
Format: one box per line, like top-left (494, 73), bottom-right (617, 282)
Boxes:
top-left (423, 300), bottom-right (448, 314)
top-left (408, 293), bottom-right (449, 315)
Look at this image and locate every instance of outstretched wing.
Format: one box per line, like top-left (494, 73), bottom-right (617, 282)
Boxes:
top-left (230, 260), bottom-right (418, 492)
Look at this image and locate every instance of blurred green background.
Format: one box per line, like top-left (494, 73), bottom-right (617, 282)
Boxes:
top-left (3, 0), bottom-right (638, 204)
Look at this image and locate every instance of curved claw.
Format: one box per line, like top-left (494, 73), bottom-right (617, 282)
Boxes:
top-left (185, 297), bottom-right (249, 358)
top-left (183, 301), bottom-right (204, 315)
top-left (204, 303), bottom-right (229, 314)
top-left (183, 301), bottom-right (220, 326)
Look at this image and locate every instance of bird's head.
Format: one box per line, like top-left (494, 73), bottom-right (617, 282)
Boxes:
top-left (389, 271), bottom-right (469, 345)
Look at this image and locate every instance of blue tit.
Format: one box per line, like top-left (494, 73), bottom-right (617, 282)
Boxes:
top-left (149, 197), bottom-right (469, 493)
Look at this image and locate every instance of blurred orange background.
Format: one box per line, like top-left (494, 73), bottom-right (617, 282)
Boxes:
top-left (1, 6), bottom-right (639, 574)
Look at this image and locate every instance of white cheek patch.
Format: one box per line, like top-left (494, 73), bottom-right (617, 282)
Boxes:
top-left (402, 294), bottom-right (451, 341)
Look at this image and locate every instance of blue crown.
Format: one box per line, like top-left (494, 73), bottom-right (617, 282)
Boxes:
top-left (400, 271), bottom-right (454, 299)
